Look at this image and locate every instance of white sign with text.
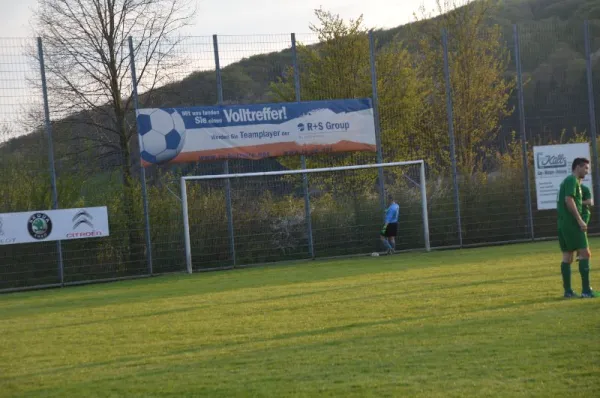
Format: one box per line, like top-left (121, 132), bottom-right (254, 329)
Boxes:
top-left (533, 143), bottom-right (592, 210)
top-left (0, 206), bottom-right (109, 245)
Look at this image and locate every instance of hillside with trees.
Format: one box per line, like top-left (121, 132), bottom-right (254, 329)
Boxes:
top-left (2, 0), bottom-right (599, 174)
top-left (1, 0), bottom-right (600, 288)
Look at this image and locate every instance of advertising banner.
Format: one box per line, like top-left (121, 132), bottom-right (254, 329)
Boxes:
top-left (136, 98), bottom-right (376, 166)
top-left (533, 143), bottom-right (592, 210)
top-left (0, 207), bottom-right (109, 245)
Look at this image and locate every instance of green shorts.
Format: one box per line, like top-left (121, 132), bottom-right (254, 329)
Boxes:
top-left (558, 225), bottom-right (588, 252)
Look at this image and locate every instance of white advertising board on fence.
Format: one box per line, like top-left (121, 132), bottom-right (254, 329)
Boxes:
top-left (533, 143), bottom-right (592, 210)
top-left (0, 206), bottom-right (109, 245)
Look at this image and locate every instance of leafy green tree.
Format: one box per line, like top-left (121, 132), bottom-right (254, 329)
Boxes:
top-left (413, 0), bottom-right (515, 175)
top-left (270, 8), bottom-right (426, 195)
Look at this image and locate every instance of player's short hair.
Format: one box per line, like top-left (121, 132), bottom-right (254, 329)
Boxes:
top-left (572, 157), bottom-right (590, 171)
top-left (387, 194), bottom-right (395, 203)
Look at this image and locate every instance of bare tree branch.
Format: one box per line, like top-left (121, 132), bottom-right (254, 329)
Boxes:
top-left (33, 0), bottom-right (195, 174)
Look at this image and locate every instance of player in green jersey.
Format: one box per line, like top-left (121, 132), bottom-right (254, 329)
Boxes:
top-left (557, 157), bottom-right (595, 298)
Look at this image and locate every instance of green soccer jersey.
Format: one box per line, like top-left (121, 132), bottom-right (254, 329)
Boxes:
top-left (557, 174), bottom-right (582, 227)
top-left (581, 183), bottom-right (591, 224)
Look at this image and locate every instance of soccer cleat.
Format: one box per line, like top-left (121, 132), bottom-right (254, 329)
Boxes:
top-left (564, 290), bottom-right (579, 298)
top-left (580, 289), bottom-right (596, 298)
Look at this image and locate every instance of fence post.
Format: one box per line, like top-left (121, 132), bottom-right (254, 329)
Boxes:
top-left (584, 21), bottom-right (600, 224)
top-left (368, 30), bottom-right (387, 220)
top-left (128, 36), bottom-right (153, 275)
top-left (441, 29), bottom-right (463, 247)
top-left (291, 33), bottom-right (315, 259)
top-left (513, 25), bottom-right (535, 240)
top-left (37, 37), bottom-right (65, 285)
top-left (213, 34), bottom-right (236, 267)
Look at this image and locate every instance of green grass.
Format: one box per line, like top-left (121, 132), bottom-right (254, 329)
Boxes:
top-left (1, 240), bottom-right (599, 397)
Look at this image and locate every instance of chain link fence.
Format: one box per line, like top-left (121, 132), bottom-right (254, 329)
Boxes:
top-left (0, 38), bottom-right (60, 290)
top-left (1, 18), bottom-right (599, 292)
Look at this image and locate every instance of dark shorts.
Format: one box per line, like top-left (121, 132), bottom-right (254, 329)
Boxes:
top-left (381, 222), bottom-right (398, 238)
top-left (558, 225), bottom-right (588, 252)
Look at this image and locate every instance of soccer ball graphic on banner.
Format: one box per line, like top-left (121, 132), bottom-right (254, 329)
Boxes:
top-left (137, 108), bottom-right (187, 164)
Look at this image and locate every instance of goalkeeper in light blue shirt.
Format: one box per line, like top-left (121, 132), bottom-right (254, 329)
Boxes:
top-left (380, 195), bottom-right (399, 254)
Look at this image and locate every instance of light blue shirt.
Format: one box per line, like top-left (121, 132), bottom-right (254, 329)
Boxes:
top-left (385, 202), bottom-right (399, 223)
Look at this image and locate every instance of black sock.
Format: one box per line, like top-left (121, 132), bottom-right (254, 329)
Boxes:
top-left (579, 259), bottom-right (591, 293)
top-left (561, 262), bottom-right (572, 292)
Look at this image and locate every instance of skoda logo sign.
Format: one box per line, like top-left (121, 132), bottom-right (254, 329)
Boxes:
top-left (28, 213), bottom-right (53, 240)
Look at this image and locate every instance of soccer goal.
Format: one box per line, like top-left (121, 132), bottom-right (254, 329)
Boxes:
top-left (180, 160), bottom-right (430, 273)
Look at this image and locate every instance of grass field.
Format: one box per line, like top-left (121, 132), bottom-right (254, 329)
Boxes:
top-left (1, 239), bottom-right (599, 397)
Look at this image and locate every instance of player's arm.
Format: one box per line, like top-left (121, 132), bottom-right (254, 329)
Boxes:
top-left (583, 198), bottom-right (593, 206)
top-left (565, 196), bottom-right (584, 220)
top-left (566, 197), bottom-right (586, 230)
top-left (381, 206), bottom-right (393, 230)
top-left (565, 196), bottom-right (586, 230)
top-left (380, 208), bottom-right (388, 231)
top-left (564, 177), bottom-right (586, 229)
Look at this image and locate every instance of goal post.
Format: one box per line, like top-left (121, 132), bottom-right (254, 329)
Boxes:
top-left (180, 160), bottom-right (430, 273)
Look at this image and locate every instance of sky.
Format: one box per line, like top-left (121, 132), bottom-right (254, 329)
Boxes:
top-left (0, 0), bottom-right (440, 37)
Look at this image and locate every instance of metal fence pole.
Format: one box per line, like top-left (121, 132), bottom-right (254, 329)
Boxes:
top-left (37, 37), bottom-right (65, 285)
top-left (513, 25), bottom-right (535, 240)
top-left (441, 29), bottom-right (463, 247)
top-left (368, 30), bottom-right (386, 219)
top-left (213, 34), bottom-right (236, 266)
top-left (291, 33), bottom-right (315, 259)
top-left (584, 21), bottom-right (600, 224)
top-left (128, 36), bottom-right (153, 275)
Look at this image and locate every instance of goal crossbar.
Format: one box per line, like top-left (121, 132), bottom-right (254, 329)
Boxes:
top-left (182, 160), bottom-right (425, 181)
top-left (180, 160), bottom-right (430, 273)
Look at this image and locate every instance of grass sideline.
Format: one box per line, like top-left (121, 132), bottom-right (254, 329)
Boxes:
top-left (1, 239), bottom-right (599, 397)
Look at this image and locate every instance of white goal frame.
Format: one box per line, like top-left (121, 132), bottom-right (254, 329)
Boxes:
top-left (180, 160), bottom-right (430, 273)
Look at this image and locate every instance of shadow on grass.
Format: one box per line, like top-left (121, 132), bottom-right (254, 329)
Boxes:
top-left (13, 269), bottom-right (561, 333)
top-left (1, 243), bottom-right (560, 320)
top-left (5, 294), bottom-right (564, 386)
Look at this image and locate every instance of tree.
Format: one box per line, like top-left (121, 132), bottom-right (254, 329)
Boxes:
top-left (33, 0), bottom-right (195, 261)
top-left (269, 8), bottom-right (426, 195)
top-left (413, 0), bottom-right (515, 175)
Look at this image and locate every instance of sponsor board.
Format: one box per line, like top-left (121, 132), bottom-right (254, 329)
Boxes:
top-left (533, 143), bottom-right (592, 210)
top-left (0, 207), bottom-right (109, 245)
top-left (136, 98), bottom-right (376, 166)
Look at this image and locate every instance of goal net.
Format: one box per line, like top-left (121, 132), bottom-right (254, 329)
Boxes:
top-left (180, 160), bottom-right (430, 273)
